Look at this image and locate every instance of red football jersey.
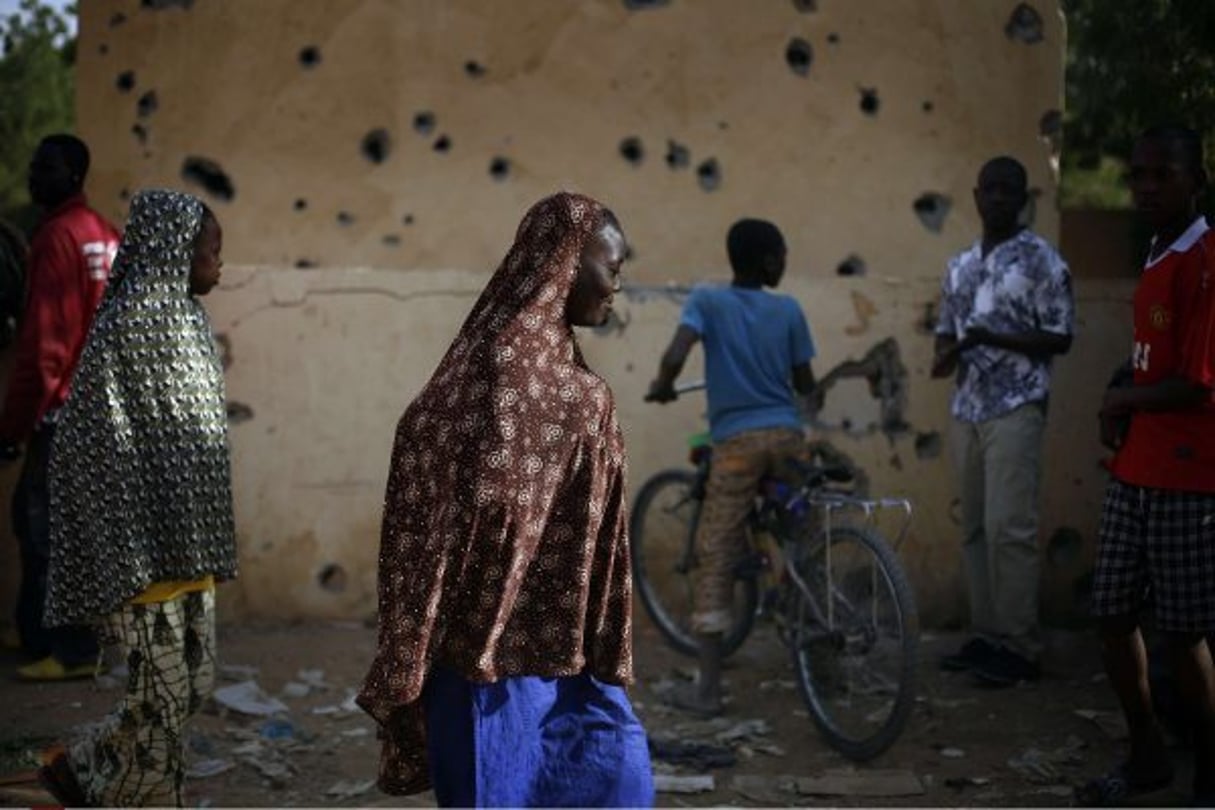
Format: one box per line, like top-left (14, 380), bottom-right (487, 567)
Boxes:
top-left (1111, 218), bottom-right (1215, 492)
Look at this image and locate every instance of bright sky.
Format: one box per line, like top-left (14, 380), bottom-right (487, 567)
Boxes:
top-left (0, 0), bottom-right (77, 34)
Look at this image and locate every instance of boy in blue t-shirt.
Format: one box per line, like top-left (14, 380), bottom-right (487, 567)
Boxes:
top-left (647, 218), bottom-right (817, 715)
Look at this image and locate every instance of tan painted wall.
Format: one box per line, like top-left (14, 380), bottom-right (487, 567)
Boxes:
top-left (4, 0), bottom-right (1118, 630)
top-left (202, 269), bottom-right (1130, 629)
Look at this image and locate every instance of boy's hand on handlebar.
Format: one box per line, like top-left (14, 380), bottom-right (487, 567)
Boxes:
top-left (645, 380), bottom-right (677, 403)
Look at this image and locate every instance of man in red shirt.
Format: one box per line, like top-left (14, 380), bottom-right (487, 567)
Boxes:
top-left (1, 134), bottom-right (119, 680)
top-left (1080, 126), bottom-right (1215, 806)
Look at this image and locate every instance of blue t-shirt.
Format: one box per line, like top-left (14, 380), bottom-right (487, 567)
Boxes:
top-left (679, 284), bottom-right (815, 442)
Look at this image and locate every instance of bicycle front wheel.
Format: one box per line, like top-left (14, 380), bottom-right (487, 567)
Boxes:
top-left (787, 524), bottom-right (918, 761)
top-left (629, 468), bottom-right (757, 658)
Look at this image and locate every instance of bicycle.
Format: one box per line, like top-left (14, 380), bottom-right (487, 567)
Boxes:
top-left (631, 381), bottom-right (920, 761)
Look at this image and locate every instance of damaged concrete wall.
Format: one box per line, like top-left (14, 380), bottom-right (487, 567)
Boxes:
top-left (201, 268), bottom-right (1129, 630)
top-left (1, 0), bottom-right (1116, 628)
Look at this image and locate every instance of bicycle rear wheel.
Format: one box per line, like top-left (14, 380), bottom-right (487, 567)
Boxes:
top-left (629, 468), bottom-right (757, 658)
top-left (786, 524), bottom-right (918, 761)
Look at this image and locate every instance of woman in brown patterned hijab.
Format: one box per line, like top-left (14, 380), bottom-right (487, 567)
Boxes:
top-left (358, 192), bottom-right (652, 806)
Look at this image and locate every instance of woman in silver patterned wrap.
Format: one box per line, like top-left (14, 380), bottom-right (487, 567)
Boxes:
top-left (37, 188), bottom-right (236, 807)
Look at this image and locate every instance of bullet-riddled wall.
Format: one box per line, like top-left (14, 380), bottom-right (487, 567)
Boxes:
top-left (1, 0), bottom-right (1123, 627)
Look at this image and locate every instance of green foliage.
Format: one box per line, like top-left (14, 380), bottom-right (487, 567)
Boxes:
top-left (1059, 156), bottom-right (1133, 210)
top-left (1062, 0), bottom-right (1215, 209)
top-left (0, 0), bottom-right (75, 233)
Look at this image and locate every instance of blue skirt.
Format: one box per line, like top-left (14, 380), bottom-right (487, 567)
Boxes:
top-left (422, 666), bottom-right (654, 807)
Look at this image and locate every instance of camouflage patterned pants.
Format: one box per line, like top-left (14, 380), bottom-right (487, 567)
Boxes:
top-left (693, 427), bottom-right (805, 634)
top-left (67, 589), bottom-right (216, 807)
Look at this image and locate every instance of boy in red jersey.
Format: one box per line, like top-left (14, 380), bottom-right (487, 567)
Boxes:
top-left (1080, 126), bottom-right (1215, 806)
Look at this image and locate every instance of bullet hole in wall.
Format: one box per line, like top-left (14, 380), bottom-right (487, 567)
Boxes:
top-left (914, 430), bottom-right (943, 460)
top-left (295, 259), bottom-right (316, 268)
top-left (413, 111), bottom-right (435, 135)
top-left (489, 157), bottom-right (511, 182)
top-left (433, 134), bottom-right (451, 153)
top-left (827, 32), bottom-right (840, 44)
top-left (916, 300), bottom-right (939, 334)
top-left (815, 338), bottom-right (910, 441)
top-left (116, 70), bottom-right (136, 92)
top-left (360, 128), bottom-right (391, 164)
top-left (464, 60), bottom-right (487, 78)
top-left (922, 100), bottom-right (934, 113)
top-left (1047, 526), bottom-right (1084, 567)
top-left (792, 0), bottom-right (817, 11)
top-left (403, 214), bottom-right (415, 225)
top-left (141, 0), bottom-right (194, 9)
top-left (99, 44), bottom-right (109, 55)
top-left (181, 157), bottom-right (235, 202)
top-left (1005, 2), bottom-right (1044, 44)
top-left (336, 211), bottom-right (355, 226)
top-left (623, 0), bottom-right (669, 9)
top-left (836, 254), bottom-right (866, 277)
top-left (913, 192), bottom-right (951, 233)
top-left (227, 402), bottom-right (254, 425)
top-left (619, 136), bottom-right (644, 166)
top-left (109, 12), bottom-right (127, 26)
top-left (293, 198), bottom-right (307, 211)
top-left (382, 234), bottom-right (402, 247)
top-left (136, 90), bottom-right (158, 117)
top-left (785, 37), bottom-right (812, 77)
top-left (119, 188), bottom-right (130, 201)
top-left (859, 87), bottom-right (880, 116)
top-left (131, 123), bottom-right (148, 145)
top-left (317, 563), bottom-right (348, 593)
top-left (696, 158), bottom-right (721, 192)
top-left (665, 140), bottom-right (690, 170)
top-left (298, 45), bottom-right (321, 68)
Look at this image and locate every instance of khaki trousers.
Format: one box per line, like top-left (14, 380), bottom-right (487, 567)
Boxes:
top-left (951, 402), bottom-right (1045, 659)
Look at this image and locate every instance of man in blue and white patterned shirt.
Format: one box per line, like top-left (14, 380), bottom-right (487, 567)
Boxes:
top-left (932, 156), bottom-right (1074, 687)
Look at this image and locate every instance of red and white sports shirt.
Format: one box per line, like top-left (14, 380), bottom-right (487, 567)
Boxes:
top-left (1112, 216), bottom-right (1215, 492)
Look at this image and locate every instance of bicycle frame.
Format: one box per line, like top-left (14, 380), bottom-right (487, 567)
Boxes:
top-left (636, 378), bottom-right (919, 759)
top-left (670, 376), bottom-right (914, 636)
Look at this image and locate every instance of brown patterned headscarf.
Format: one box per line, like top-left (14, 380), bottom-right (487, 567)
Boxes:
top-left (357, 192), bottom-right (633, 795)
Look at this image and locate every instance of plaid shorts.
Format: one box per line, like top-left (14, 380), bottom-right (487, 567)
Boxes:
top-left (1091, 479), bottom-right (1215, 633)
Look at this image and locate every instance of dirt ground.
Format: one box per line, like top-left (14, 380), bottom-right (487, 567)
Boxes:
top-left (0, 614), bottom-right (1197, 807)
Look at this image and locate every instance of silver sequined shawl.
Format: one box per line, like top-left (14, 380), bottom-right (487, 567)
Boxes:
top-left (45, 189), bottom-right (237, 626)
